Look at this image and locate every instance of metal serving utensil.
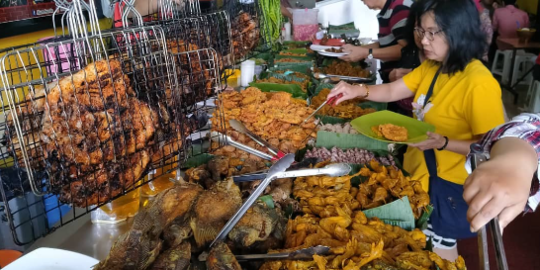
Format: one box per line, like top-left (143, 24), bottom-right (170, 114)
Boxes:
top-left (470, 143), bottom-right (509, 270)
top-left (302, 93), bottom-right (343, 124)
top-left (229, 119), bottom-right (281, 157)
top-left (235, 245), bottom-right (331, 261)
top-left (211, 157), bottom-right (351, 247)
top-left (233, 163), bottom-right (351, 182)
top-left (210, 131), bottom-right (274, 161)
top-left (210, 154), bottom-right (296, 247)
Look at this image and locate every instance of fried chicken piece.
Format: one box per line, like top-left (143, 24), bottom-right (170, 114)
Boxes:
top-left (377, 124), bottom-right (408, 142)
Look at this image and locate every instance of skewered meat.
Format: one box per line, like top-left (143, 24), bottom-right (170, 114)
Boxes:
top-left (190, 177), bottom-right (242, 247)
top-left (206, 242), bottom-right (242, 270)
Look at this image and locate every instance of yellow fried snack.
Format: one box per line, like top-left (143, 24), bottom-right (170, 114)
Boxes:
top-left (373, 124), bottom-right (408, 142)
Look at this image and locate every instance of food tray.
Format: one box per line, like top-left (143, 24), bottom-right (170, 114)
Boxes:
top-left (282, 40), bottom-right (310, 49)
top-left (274, 54), bottom-right (313, 61)
top-left (316, 130), bottom-right (390, 152)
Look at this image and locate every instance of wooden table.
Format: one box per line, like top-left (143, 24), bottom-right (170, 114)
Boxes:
top-left (497, 38), bottom-right (540, 104)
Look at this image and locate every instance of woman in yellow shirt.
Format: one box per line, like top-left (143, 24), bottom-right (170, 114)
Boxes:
top-left (328, 0), bottom-right (505, 261)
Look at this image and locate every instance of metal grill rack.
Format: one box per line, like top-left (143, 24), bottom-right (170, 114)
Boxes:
top-left (220, 0), bottom-right (273, 63)
top-left (0, 1), bottom-right (199, 243)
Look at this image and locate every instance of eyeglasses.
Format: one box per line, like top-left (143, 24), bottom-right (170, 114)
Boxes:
top-left (414, 27), bottom-right (443, 41)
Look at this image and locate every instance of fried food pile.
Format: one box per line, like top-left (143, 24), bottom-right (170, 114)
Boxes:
top-left (97, 179), bottom-right (287, 270)
top-left (260, 207), bottom-right (466, 270)
top-left (256, 77), bottom-right (309, 93)
top-left (372, 123), bottom-right (409, 142)
top-left (6, 59), bottom-right (188, 207)
top-left (311, 88), bottom-right (376, 119)
top-left (232, 12), bottom-right (260, 59)
top-left (357, 160), bottom-right (429, 219)
top-left (273, 70), bottom-right (311, 81)
top-left (185, 155), bottom-right (298, 211)
top-left (211, 88), bottom-right (318, 158)
top-left (258, 162), bottom-right (463, 270)
top-left (279, 52), bottom-right (307, 57)
top-left (318, 61), bottom-right (370, 78)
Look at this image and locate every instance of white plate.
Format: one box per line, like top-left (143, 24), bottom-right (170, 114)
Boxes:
top-left (309, 44), bottom-right (340, 51)
top-left (4, 248), bottom-right (99, 270)
top-left (317, 50), bottom-right (348, 58)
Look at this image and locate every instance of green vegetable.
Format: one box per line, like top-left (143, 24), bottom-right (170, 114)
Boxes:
top-left (259, 0), bottom-right (282, 43)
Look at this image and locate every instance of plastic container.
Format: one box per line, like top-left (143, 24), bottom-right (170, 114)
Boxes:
top-left (224, 69), bottom-right (240, 88)
top-left (140, 159), bottom-right (177, 208)
top-left (240, 60), bottom-right (256, 87)
top-left (90, 182), bottom-right (142, 224)
top-left (292, 9), bottom-right (319, 41)
top-left (38, 37), bottom-right (80, 75)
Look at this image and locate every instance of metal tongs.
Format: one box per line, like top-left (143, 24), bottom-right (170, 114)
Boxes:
top-left (235, 245), bottom-right (331, 261)
top-left (232, 157), bottom-right (319, 182)
top-left (210, 131), bottom-right (277, 161)
top-left (210, 154), bottom-right (351, 247)
top-left (470, 143), bottom-right (509, 270)
top-left (229, 119), bottom-right (286, 159)
top-left (303, 93), bottom-right (343, 124)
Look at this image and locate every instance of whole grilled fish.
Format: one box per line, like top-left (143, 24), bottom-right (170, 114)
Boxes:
top-left (206, 242), bottom-right (242, 270)
top-left (148, 242), bottom-right (191, 270)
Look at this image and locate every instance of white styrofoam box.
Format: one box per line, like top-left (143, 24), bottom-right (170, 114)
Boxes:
top-left (316, 0), bottom-right (380, 40)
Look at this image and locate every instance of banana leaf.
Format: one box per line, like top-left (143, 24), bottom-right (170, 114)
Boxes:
top-left (316, 130), bottom-right (391, 152)
top-left (282, 40), bottom-right (310, 49)
top-left (257, 195), bottom-right (275, 209)
top-left (273, 62), bottom-right (314, 73)
top-left (362, 196), bottom-right (416, 231)
top-left (249, 82), bottom-right (308, 99)
top-left (416, 205), bottom-right (433, 230)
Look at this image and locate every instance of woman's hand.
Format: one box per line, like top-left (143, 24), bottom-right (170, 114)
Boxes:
top-left (339, 44), bottom-right (368, 62)
top-left (389, 68), bottom-right (413, 82)
top-left (409, 132), bottom-right (446, 150)
top-left (327, 81), bottom-right (365, 105)
top-left (463, 138), bottom-right (537, 233)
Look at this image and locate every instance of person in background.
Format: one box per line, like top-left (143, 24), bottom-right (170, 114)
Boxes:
top-left (464, 113), bottom-right (540, 233)
top-left (534, 54), bottom-right (540, 81)
top-left (340, 0), bottom-right (413, 83)
top-left (280, 0), bottom-right (293, 22)
top-left (477, 0), bottom-right (493, 65)
top-left (388, 1), bottom-right (425, 116)
top-left (328, 0), bottom-right (505, 260)
top-left (492, 0), bottom-right (529, 50)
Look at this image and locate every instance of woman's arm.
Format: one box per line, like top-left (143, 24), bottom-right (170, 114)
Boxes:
top-left (408, 133), bottom-right (480, 155)
top-left (328, 79), bottom-right (415, 105)
top-left (464, 137), bottom-right (538, 232)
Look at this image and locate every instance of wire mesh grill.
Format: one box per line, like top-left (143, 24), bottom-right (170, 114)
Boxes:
top-left (0, 25), bottom-right (198, 245)
top-left (221, 0), bottom-right (273, 63)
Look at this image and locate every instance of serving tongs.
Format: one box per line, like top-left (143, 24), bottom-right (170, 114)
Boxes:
top-left (229, 119), bottom-right (286, 159)
top-left (210, 154), bottom-right (351, 247)
top-left (313, 72), bottom-right (373, 83)
top-left (235, 245), bottom-right (331, 261)
top-left (210, 131), bottom-right (276, 161)
top-left (470, 143), bottom-right (509, 270)
top-left (232, 157), bottom-right (319, 182)
top-left (234, 162), bottom-right (350, 183)
top-left (303, 93), bottom-right (343, 124)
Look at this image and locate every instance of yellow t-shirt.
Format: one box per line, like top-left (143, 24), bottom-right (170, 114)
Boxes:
top-left (402, 60), bottom-right (505, 191)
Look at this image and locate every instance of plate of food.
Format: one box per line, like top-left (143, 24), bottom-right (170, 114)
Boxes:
top-left (3, 248), bottom-right (99, 270)
top-left (317, 48), bottom-right (348, 57)
top-left (310, 44), bottom-right (340, 51)
top-left (350, 110), bottom-right (436, 144)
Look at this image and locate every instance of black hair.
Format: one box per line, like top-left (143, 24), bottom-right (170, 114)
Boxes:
top-left (415, 0), bottom-right (487, 74)
top-left (403, 1), bottom-right (424, 51)
top-left (504, 0), bottom-right (517, 5)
